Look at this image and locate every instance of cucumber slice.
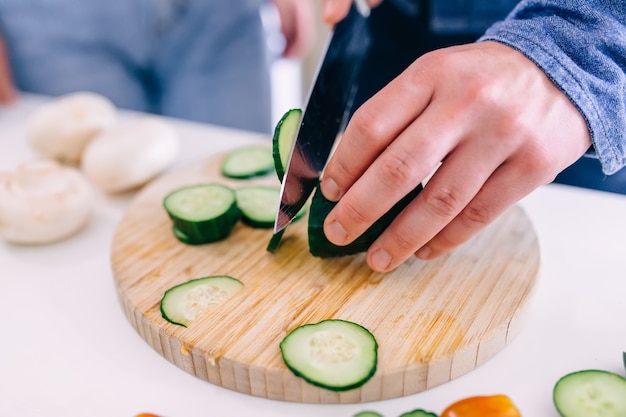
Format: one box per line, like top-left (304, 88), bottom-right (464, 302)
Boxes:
top-left (163, 183), bottom-right (240, 244)
top-left (280, 319), bottom-right (378, 391)
top-left (221, 145), bottom-right (274, 179)
top-left (399, 410), bottom-right (437, 417)
top-left (308, 183), bottom-right (423, 258)
top-left (353, 412), bottom-right (384, 417)
top-left (266, 228), bottom-right (286, 253)
top-left (160, 275), bottom-right (244, 327)
top-left (553, 369), bottom-right (626, 417)
top-left (272, 108), bottom-right (302, 182)
top-left (236, 185), bottom-right (307, 229)
top-left (235, 185), bottom-right (281, 229)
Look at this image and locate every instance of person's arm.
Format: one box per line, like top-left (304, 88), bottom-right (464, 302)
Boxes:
top-left (0, 33), bottom-right (17, 104)
top-left (479, 0), bottom-right (626, 175)
top-left (272, 0), bottom-right (316, 58)
top-left (321, 0), bottom-right (382, 23)
top-left (318, 0), bottom-right (625, 272)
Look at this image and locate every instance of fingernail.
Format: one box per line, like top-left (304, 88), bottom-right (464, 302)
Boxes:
top-left (415, 245), bottom-right (432, 259)
top-left (325, 219), bottom-right (348, 244)
top-left (320, 177), bottom-right (342, 201)
top-left (370, 248), bottom-right (392, 271)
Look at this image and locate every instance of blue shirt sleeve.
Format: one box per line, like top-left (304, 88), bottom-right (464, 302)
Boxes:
top-left (478, 0), bottom-right (626, 175)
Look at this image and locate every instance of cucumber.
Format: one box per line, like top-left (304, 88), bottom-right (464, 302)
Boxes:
top-left (272, 108), bottom-right (302, 182)
top-left (308, 183), bottom-right (423, 258)
top-left (236, 185), bottom-right (307, 229)
top-left (160, 275), bottom-right (244, 327)
top-left (266, 108), bottom-right (303, 252)
top-left (221, 145), bottom-right (274, 179)
top-left (353, 412), bottom-right (384, 417)
top-left (266, 228), bottom-right (286, 253)
top-left (399, 410), bottom-right (437, 417)
top-left (280, 319), bottom-right (378, 391)
top-left (235, 185), bottom-right (281, 228)
top-left (553, 369), bottom-right (626, 417)
top-left (163, 183), bottom-right (240, 245)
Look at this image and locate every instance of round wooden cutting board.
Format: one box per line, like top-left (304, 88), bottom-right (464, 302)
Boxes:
top-left (111, 149), bottom-right (540, 404)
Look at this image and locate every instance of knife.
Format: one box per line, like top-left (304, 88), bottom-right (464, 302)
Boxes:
top-left (273, 0), bottom-right (372, 234)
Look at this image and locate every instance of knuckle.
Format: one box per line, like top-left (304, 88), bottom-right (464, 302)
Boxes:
top-left (387, 224), bottom-right (419, 252)
top-left (515, 143), bottom-right (560, 184)
top-left (332, 155), bottom-right (353, 182)
top-left (377, 152), bottom-right (419, 187)
top-left (350, 106), bottom-right (388, 146)
top-left (339, 198), bottom-right (370, 226)
top-left (524, 144), bottom-right (555, 171)
top-left (459, 200), bottom-right (493, 227)
top-left (423, 187), bottom-right (461, 219)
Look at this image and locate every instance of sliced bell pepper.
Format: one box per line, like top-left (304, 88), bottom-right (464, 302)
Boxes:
top-left (440, 394), bottom-right (521, 417)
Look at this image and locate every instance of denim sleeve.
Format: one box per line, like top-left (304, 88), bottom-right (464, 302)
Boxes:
top-left (478, 0), bottom-right (626, 175)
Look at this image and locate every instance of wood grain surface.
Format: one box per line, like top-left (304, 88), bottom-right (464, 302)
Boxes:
top-left (111, 149), bottom-right (540, 403)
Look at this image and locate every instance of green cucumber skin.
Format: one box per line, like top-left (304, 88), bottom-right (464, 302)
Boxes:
top-left (163, 183), bottom-right (241, 245)
top-left (272, 108), bottom-right (302, 182)
top-left (167, 202), bottom-right (240, 245)
top-left (308, 183), bottom-right (423, 258)
top-left (221, 146), bottom-right (274, 180)
top-left (398, 410), bottom-right (438, 417)
top-left (280, 319), bottom-right (378, 392)
top-left (553, 369), bottom-right (626, 417)
top-left (266, 229), bottom-right (286, 253)
top-left (283, 363), bottom-right (377, 392)
top-left (241, 216), bottom-right (273, 229)
top-left (242, 207), bottom-right (306, 229)
top-left (235, 185), bottom-right (281, 229)
top-left (160, 275), bottom-right (243, 327)
top-left (353, 412), bottom-right (384, 417)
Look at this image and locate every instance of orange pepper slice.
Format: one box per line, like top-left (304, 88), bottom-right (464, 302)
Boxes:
top-left (440, 394), bottom-right (521, 417)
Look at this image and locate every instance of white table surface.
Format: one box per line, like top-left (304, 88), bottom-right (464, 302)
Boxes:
top-left (1, 95), bottom-right (625, 417)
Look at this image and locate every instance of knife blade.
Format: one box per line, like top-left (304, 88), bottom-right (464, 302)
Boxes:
top-left (274, 1), bottom-right (372, 233)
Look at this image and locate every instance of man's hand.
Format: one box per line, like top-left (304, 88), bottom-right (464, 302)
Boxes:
top-left (321, 0), bottom-right (383, 24)
top-left (320, 41), bottom-right (591, 272)
top-left (0, 34), bottom-right (17, 104)
top-left (273, 0), bottom-right (316, 59)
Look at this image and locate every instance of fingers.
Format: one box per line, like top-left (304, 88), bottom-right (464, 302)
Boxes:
top-left (318, 41), bottom-right (592, 272)
top-left (274, 0), bottom-right (316, 59)
top-left (320, 57), bottom-right (435, 202)
top-left (319, 59), bottom-right (436, 246)
top-left (364, 132), bottom-right (512, 272)
top-left (416, 140), bottom-right (562, 260)
top-left (414, 159), bottom-right (545, 260)
top-left (322, 100), bottom-right (461, 248)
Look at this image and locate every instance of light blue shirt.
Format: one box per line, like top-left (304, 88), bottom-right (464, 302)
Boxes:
top-left (0, 0), bottom-right (273, 133)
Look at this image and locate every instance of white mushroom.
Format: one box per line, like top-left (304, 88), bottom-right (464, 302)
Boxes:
top-left (0, 159), bottom-right (93, 245)
top-left (27, 91), bottom-right (117, 165)
top-left (80, 116), bottom-right (180, 193)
